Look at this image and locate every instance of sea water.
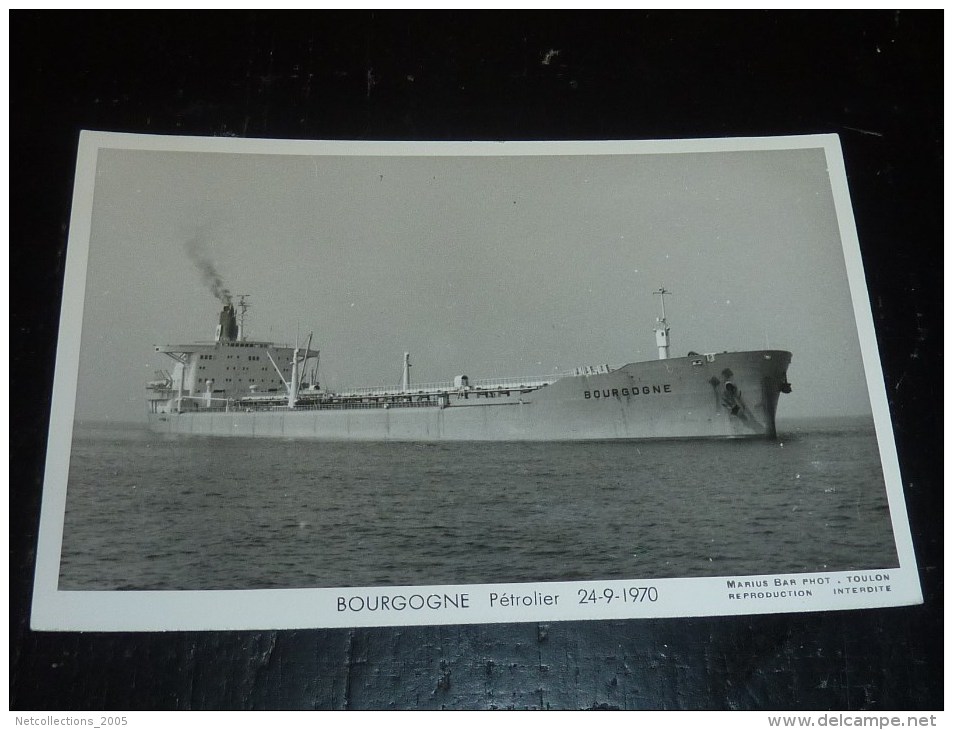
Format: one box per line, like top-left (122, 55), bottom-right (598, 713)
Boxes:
top-left (57, 417), bottom-right (898, 590)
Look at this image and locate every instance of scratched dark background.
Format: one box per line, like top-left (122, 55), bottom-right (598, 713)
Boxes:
top-left (10, 11), bottom-right (942, 709)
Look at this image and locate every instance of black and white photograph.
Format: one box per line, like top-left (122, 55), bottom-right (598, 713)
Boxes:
top-left (11, 11), bottom-right (941, 713)
top-left (30, 132), bottom-right (920, 632)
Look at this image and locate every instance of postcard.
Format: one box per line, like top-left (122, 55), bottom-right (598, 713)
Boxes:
top-left (31, 132), bottom-right (921, 630)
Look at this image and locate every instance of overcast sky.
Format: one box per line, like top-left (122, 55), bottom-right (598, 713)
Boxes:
top-left (72, 142), bottom-right (874, 422)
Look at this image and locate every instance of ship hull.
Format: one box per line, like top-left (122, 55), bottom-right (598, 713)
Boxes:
top-left (147, 350), bottom-right (791, 441)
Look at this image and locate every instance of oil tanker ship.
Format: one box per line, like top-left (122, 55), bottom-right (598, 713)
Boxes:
top-left (146, 290), bottom-right (792, 441)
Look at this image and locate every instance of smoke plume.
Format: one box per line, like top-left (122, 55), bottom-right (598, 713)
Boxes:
top-left (185, 235), bottom-right (231, 305)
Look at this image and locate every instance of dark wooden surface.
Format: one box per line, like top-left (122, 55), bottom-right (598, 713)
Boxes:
top-left (10, 11), bottom-right (942, 710)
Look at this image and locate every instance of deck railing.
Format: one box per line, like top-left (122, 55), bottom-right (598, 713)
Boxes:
top-left (180, 399), bottom-right (442, 414)
top-left (150, 364), bottom-right (614, 410)
top-left (336, 370), bottom-right (588, 396)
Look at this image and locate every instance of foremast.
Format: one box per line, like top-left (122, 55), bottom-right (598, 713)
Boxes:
top-left (654, 287), bottom-right (671, 360)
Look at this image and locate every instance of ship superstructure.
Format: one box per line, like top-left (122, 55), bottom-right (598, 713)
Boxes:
top-left (147, 291), bottom-right (792, 441)
top-left (147, 299), bottom-right (319, 415)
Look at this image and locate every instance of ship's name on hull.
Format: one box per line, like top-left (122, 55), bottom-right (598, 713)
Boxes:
top-left (585, 384), bottom-right (672, 399)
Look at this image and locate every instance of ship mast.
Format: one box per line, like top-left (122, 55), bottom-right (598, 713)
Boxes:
top-left (235, 294), bottom-right (250, 341)
top-left (287, 331), bottom-right (313, 408)
top-left (401, 352), bottom-right (411, 392)
top-left (654, 287), bottom-right (671, 360)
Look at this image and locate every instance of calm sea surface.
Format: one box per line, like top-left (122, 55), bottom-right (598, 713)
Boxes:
top-left (58, 418), bottom-right (899, 590)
